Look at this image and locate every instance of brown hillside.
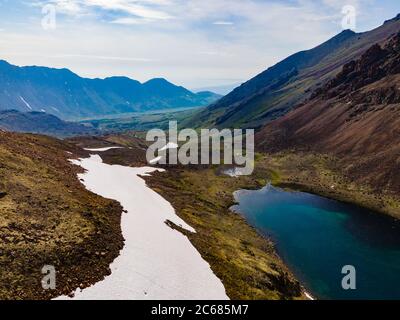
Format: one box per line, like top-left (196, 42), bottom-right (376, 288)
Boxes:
top-left (187, 15), bottom-right (400, 129)
top-left (257, 33), bottom-right (400, 195)
top-left (0, 132), bottom-right (124, 299)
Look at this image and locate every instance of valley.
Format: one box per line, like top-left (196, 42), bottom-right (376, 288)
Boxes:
top-left (0, 10), bottom-right (400, 302)
top-left (70, 139), bottom-right (305, 300)
top-left (0, 123), bottom-right (398, 299)
top-left (0, 132), bottom-right (307, 300)
top-left (81, 107), bottom-right (202, 132)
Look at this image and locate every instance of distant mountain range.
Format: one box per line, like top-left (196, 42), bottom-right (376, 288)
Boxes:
top-left (0, 60), bottom-right (221, 120)
top-left (0, 110), bottom-right (95, 137)
top-left (187, 14), bottom-right (400, 129)
top-left (193, 83), bottom-right (242, 95)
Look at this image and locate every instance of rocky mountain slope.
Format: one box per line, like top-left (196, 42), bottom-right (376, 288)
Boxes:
top-left (257, 32), bottom-right (400, 195)
top-left (187, 14), bottom-right (400, 129)
top-left (0, 61), bottom-right (221, 120)
top-left (0, 132), bottom-right (124, 299)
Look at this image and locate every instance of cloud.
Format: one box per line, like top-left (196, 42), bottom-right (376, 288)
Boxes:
top-left (0, 0), bottom-right (395, 88)
top-left (212, 21), bottom-right (234, 25)
top-left (84, 0), bottom-right (173, 20)
top-left (28, 0), bottom-right (85, 15)
top-left (52, 0), bottom-right (83, 15)
top-left (42, 0), bottom-right (174, 20)
top-left (111, 17), bottom-right (150, 24)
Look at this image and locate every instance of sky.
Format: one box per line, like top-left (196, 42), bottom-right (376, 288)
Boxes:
top-left (0, 0), bottom-right (398, 89)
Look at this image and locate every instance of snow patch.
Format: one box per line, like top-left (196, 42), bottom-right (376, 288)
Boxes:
top-left (19, 96), bottom-right (32, 110)
top-left (57, 155), bottom-right (228, 300)
top-left (84, 147), bottom-right (123, 152)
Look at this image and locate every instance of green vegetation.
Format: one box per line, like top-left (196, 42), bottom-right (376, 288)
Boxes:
top-left (144, 166), bottom-right (304, 300)
top-left (81, 107), bottom-right (203, 132)
top-left (258, 152), bottom-right (400, 219)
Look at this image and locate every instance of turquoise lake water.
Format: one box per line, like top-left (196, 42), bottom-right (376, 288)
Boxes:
top-left (233, 184), bottom-right (400, 300)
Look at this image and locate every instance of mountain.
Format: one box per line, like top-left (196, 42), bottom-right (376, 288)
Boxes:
top-left (187, 15), bottom-right (400, 129)
top-left (193, 83), bottom-right (242, 95)
top-left (256, 31), bottom-right (400, 195)
top-left (0, 61), bottom-right (221, 120)
top-left (0, 110), bottom-right (96, 137)
top-left (194, 91), bottom-right (223, 104)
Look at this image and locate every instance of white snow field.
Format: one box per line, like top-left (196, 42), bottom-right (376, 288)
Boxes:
top-left (58, 153), bottom-right (228, 300)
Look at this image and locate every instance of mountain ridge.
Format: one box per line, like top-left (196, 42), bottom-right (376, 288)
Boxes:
top-left (0, 109), bottom-right (96, 137)
top-left (186, 15), bottom-right (400, 129)
top-left (0, 60), bottom-right (221, 120)
top-left (256, 31), bottom-right (400, 195)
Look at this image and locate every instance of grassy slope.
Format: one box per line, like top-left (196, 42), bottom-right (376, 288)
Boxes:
top-left (144, 166), bottom-right (303, 300)
top-left (258, 153), bottom-right (400, 219)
